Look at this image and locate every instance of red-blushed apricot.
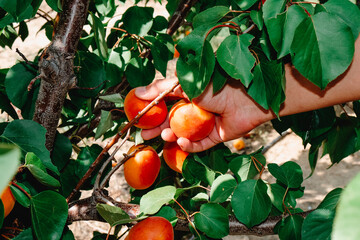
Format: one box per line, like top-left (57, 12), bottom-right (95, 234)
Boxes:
top-left (163, 142), bottom-right (189, 173)
top-left (233, 139), bottom-right (245, 151)
top-left (169, 99), bottom-right (215, 142)
top-left (1, 186), bottom-right (15, 218)
top-left (127, 216), bottom-right (174, 240)
top-left (124, 145), bottom-right (161, 190)
top-left (124, 89), bottom-right (168, 129)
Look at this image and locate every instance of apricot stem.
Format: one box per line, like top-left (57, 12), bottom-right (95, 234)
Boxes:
top-left (67, 80), bottom-right (179, 203)
top-left (173, 198), bottom-right (201, 238)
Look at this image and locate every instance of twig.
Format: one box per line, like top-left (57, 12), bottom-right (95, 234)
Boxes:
top-left (94, 129), bottom-right (131, 190)
top-left (16, 48), bottom-right (39, 70)
top-left (66, 80), bottom-right (180, 202)
top-left (262, 130), bottom-right (292, 154)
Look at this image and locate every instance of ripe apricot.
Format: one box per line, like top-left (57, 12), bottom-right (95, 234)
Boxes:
top-left (169, 99), bottom-right (215, 142)
top-left (173, 46), bottom-right (180, 58)
top-left (1, 186), bottom-right (15, 218)
top-left (124, 145), bottom-right (161, 190)
top-left (124, 89), bottom-right (168, 129)
top-left (127, 216), bottom-right (174, 240)
top-left (163, 142), bottom-right (189, 173)
top-left (233, 139), bottom-right (245, 151)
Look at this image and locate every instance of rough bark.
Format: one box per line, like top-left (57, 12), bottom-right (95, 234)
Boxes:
top-left (33, 0), bottom-right (90, 151)
top-left (68, 198), bottom-right (311, 236)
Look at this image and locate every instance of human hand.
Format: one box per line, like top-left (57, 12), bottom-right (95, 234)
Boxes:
top-left (134, 78), bottom-right (272, 152)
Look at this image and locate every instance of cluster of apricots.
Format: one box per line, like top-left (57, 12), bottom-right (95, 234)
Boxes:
top-left (1, 185), bottom-right (15, 219)
top-left (123, 88), bottom-right (215, 189)
top-left (123, 87), bottom-right (215, 239)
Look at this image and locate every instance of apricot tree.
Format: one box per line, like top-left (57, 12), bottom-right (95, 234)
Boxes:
top-left (0, 0), bottom-right (360, 239)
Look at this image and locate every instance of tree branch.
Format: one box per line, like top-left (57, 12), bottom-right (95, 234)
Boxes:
top-left (68, 197), bottom-right (312, 236)
top-left (167, 0), bottom-right (199, 36)
top-left (33, 0), bottom-right (90, 151)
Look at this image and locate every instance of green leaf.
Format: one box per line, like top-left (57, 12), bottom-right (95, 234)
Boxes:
top-left (95, 110), bottom-right (114, 139)
top-left (1, 120), bottom-right (58, 174)
top-left (10, 183), bottom-right (30, 208)
top-left (210, 174), bottom-right (237, 203)
top-left (291, 12), bottom-right (354, 89)
top-left (231, 179), bottom-right (271, 228)
top-left (122, 6), bottom-right (153, 36)
top-left (192, 6), bottom-right (230, 29)
top-left (317, 188), bottom-right (342, 211)
top-left (176, 34), bottom-right (215, 100)
top-left (247, 56), bottom-right (285, 114)
top-left (155, 206), bottom-right (178, 226)
top-left (229, 151), bottom-right (266, 182)
top-left (182, 156), bottom-right (216, 186)
top-left (45, 0), bottom-right (62, 12)
top-left (0, 92), bottom-right (18, 120)
top-left (19, 21), bottom-right (29, 41)
top-left (211, 62), bottom-right (227, 94)
top-left (12, 228), bottom-right (34, 239)
top-left (250, 10), bottom-right (263, 31)
top-left (302, 209), bottom-right (334, 240)
top-left (5, 62), bottom-right (37, 109)
top-left (332, 173), bottom-right (360, 239)
top-left (125, 57), bottom-right (155, 88)
top-left (31, 191), bottom-right (68, 240)
top-left (72, 51), bottom-right (106, 98)
top-left (99, 94), bottom-right (124, 105)
top-left (140, 185), bottom-right (176, 215)
top-left (95, 0), bottom-right (115, 17)
top-left (194, 203), bottom-right (229, 238)
top-left (323, 117), bottom-right (359, 164)
top-left (52, 133), bottom-right (72, 171)
top-left (278, 215), bottom-right (303, 240)
top-left (217, 34), bottom-right (255, 87)
top-left (232, 0), bottom-right (257, 10)
top-left (0, 0), bottom-right (32, 21)
top-left (90, 12), bottom-right (108, 60)
top-left (277, 5), bottom-right (309, 58)
top-left (96, 204), bottom-right (130, 226)
top-left (145, 36), bottom-right (170, 77)
top-left (0, 144), bottom-right (20, 194)
top-left (268, 161), bottom-right (303, 188)
top-left (262, 0), bottom-right (286, 22)
top-left (322, 0), bottom-right (360, 39)
top-left (106, 46), bottom-right (131, 87)
top-left (26, 165), bottom-right (61, 188)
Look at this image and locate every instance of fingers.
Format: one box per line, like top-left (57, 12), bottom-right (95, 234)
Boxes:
top-left (176, 126), bottom-right (223, 153)
top-left (135, 78), bottom-right (185, 100)
top-left (141, 117), bottom-right (170, 140)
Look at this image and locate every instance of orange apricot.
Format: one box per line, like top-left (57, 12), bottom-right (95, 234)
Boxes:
top-left (169, 99), bottom-right (215, 142)
top-left (124, 145), bottom-right (161, 190)
top-left (173, 46), bottom-right (180, 58)
top-left (233, 139), bottom-right (245, 151)
top-left (127, 216), bottom-right (174, 240)
top-left (163, 142), bottom-right (189, 173)
top-left (1, 186), bottom-right (15, 218)
top-left (124, 89), bottom-right (168, 129)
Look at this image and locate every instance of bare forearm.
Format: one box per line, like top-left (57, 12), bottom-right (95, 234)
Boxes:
top-left (280, 37), bottom-right (360, 117)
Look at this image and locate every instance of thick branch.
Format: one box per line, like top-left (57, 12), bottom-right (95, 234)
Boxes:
top-left (68, 198), bottom-right (312, 236)
top-left (33, 0), bottom-right (90, 151)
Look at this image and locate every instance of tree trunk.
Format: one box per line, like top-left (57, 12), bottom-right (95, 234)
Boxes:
top-left (33, 0), bottom-right (90, 151)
